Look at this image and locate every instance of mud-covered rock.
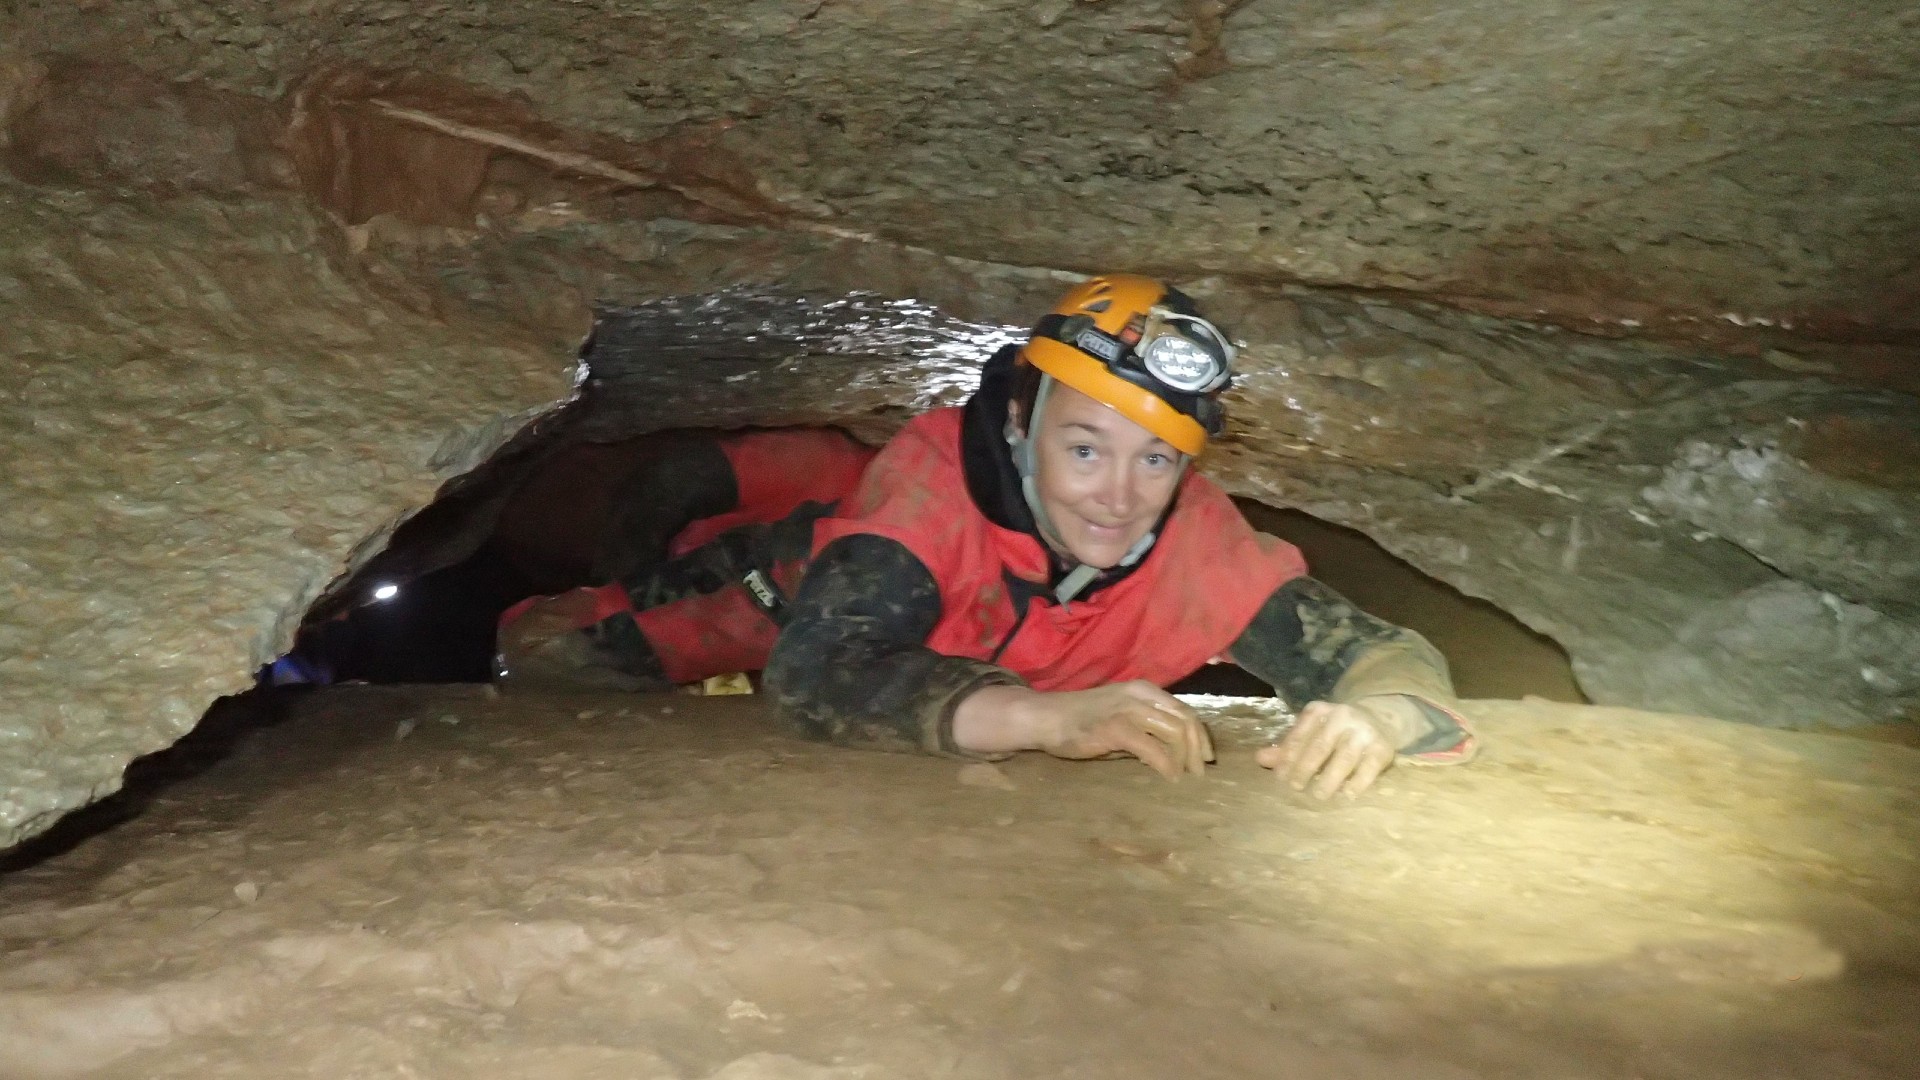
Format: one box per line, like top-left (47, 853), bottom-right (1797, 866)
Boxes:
top-left (3, 58), bottom-right (289, 193)
top-left (2, 686), bottom-right (1915, 1076)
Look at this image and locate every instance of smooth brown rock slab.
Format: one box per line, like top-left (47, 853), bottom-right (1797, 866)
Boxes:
top-left (0, 686), bottom-right (1913, 1078)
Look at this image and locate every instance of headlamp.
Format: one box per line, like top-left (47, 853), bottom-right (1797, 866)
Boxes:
top-left (1018, 275), bottom-right (1234, 457)
top-left (1136, 309), bottom-right (1233, 394)
top-left (1045, 307), bottom-right (1235, 398)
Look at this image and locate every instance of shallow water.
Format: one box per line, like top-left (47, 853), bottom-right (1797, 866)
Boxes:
top-left (1243, 504), bottom-right (1589, 703)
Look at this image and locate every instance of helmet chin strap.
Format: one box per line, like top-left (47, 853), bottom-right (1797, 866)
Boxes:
top-left (1006, 374), bottom-right (1179, 606)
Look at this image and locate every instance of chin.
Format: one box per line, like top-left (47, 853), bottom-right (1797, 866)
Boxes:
top-left (1066, 533), bottom-right (1139, 570)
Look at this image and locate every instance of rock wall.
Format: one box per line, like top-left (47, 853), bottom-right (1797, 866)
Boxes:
top-left (0, 177), bottom-right (573, 846)
top-left (7, 0), bottom-right (1917, 342)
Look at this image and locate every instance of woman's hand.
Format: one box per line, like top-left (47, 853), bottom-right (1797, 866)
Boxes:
top-left (953, 682), bottom-right (1213, 780)
top-left (1255, 696), bottom-right (1428, 800)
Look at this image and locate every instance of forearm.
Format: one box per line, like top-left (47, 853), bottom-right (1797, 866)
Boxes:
top-left (1229, 577), bottom-right (1474, 760)
top-left (765, 535), bottom-right (1022, 756)
top-left (1325, 635), bottom-right (1473, 757)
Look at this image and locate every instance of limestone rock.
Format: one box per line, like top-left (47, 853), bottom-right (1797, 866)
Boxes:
top-left (1643, 403), bottom-right (1920, 616)
top-left (0, 178), bottom-right (572, 847)
top-left (2, 0), bottom-right (1915, 337)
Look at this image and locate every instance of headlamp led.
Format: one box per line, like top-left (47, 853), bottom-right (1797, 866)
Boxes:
top-left (1137, 310), bottom-right (1233, 394)
top-left (1045, 306), bottom-right (1235, 399)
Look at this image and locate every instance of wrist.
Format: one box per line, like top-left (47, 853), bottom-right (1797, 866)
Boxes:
top-left (1351, 694), bottom-right (1433, 748)
top-left (952, 684), bottom-right (1049, 754)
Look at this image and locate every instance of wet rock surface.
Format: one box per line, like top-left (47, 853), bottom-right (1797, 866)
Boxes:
top-left (6, 1), bottom-right (1917, 339)
top-left (1, 686), bottom-right (1914, 1077)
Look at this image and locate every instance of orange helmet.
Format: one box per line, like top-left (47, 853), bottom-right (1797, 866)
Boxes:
top-left (1016, 274), bottom-right (1234, 456)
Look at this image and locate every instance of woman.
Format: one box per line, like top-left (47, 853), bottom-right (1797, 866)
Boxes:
top-left (501, 275), bottom-right (1476, 798)
top-left (762, 275), bottom-right (1475, 798)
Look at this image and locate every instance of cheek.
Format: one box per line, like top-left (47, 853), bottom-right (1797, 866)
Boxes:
top-left (1034, 470), bottom-right (1089, 523)
top-left (1033, 452), bottom-right (1089, 505)
top-left (1130, 468), bottom-right (1180, 516)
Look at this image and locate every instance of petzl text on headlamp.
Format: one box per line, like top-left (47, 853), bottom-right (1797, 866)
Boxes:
top-left (1017, 275), bottom-right (1238, 457)
top-left (1049, 307), bottom-right (1234, 398)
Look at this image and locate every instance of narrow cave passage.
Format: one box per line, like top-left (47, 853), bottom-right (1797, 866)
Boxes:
top-left (263, 425), bottom-right (1586, 710)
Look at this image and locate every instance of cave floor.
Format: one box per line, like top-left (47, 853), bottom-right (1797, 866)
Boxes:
top-left (1, 687), bottom-right (1916, 1079)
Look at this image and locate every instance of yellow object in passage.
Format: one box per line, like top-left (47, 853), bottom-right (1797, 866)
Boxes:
top-left (700, 672), bottom-right (754, 696)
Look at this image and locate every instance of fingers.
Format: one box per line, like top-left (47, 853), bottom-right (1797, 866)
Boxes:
top-left (1308, 727), bottom-right (1370, 800)
top-left (1033, 684), bottom-right (1214, 780)
top-left (1341, 742), bottom-right (1394, 799)
top-left (1261, 702), bottom-right (1397, 800)
top-left (1287, 705), bottom-right (1350, 792)
top-left (1105, 721), bottom-right (1181, 781)
top-left (1126, 681), bottom-right (1212, 773)
top-left (1125, 681), bottom-right (1201, 723)
top-left (1129, 708), bottom-right (1204, 779)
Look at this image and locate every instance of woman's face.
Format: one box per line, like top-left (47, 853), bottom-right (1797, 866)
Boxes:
top-left (1023, 382), bottom-right (1184, 569)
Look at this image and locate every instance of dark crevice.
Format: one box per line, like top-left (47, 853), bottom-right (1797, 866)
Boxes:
top-left (0, 687), bottom-right (305, 874)
top-left (259, 415), bottom-right (1588, 710)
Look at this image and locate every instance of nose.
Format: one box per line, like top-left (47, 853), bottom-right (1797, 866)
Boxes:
top-left (1094, 459), bottom-right (1138, 518)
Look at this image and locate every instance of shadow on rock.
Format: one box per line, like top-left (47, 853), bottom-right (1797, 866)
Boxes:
top-left (0, 688), bottom-right (307, 875)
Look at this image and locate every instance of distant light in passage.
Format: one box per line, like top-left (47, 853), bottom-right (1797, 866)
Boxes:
top-left (371, 583), bottom-right (400, 602)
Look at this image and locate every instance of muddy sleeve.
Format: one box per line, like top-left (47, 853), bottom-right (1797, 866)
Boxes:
top-left (623, 501), bottom-right (835, 613)
top-left (1228, 577), bottom-right (1477, 762)
top-left (591, 440), bottom-right (739, 583)
top-left (765, 534), bottom-right (1024, 757)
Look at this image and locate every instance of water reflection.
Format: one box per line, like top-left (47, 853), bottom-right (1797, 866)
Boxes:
top-left (579, 289), bottom-right (1026, 431)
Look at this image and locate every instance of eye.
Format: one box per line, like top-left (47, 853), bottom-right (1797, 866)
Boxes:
top-left (1070, 444), bottom-right (1097, 460)
top-left (1142, 452), bottom-right (1172, 469)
